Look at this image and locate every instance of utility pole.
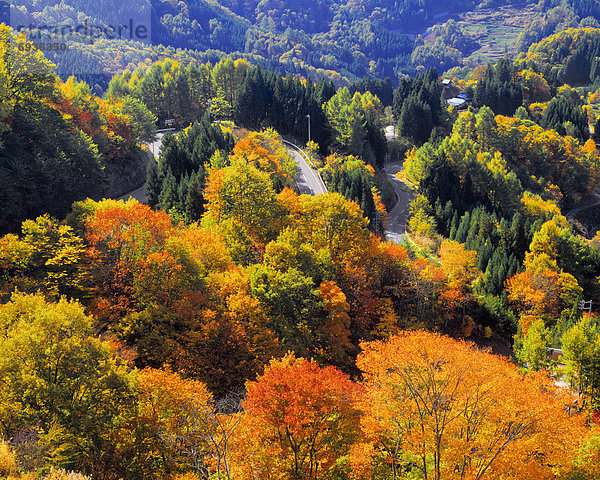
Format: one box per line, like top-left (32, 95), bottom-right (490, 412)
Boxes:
top-left (306, 113), bottom-right (311, 167)
top-left (151, 130), bottom-right (158, 157)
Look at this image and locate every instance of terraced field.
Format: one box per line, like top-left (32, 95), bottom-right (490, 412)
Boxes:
top-left (421, 3), bottom-right (540, 65)
top-left (461, 3), bottom-right (540, 61)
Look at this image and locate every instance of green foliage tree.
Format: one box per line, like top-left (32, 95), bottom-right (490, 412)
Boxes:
top-left (205, 160), bottom-right (283, 243)
top-left (393, 68), bottom-right (446, 145)
top-left (325, 88), bottom-right (387, 166)
top-left (473, 59), bottom-right (523, 116)
top-left (562, 319), bottom-right (600, 409)
top-left (515, 317), bottom-right (552, 370)
top-left (119, 96), bottom-right (158, 144)
top-left (0, 292), bottom-right (135, 477)
top-left (149, 116), bottom-right (234, 222)
top-left (321, 154), bottom-right (382, 232)
top-left (250, 265), bottom-right (326, 356)
top-left (542, 96), bottom-right (589, 141)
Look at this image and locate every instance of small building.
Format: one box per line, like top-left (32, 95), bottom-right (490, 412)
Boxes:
top-left (385, 125), bottom-right (397, 140)
top-left (548, 348), bottom-right (564, 362)
top-left (447, 97), bottom-right (466, 108)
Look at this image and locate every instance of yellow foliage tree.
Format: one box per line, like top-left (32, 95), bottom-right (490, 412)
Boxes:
top-left (353, 331), bottom-right (585, 480)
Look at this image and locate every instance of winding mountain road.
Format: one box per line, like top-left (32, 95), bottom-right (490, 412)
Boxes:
top-left (384, 161), bottom-right (415, 243)
top-left (565, 193), bottom-right (600, 221)
top-left (282, 140), bottom-right (327, 196)
top-left (284, 142), bottom-right (415, 245)
top-left (119, 136), bottom-right (414, 246)
top-left (119, 136), bottom-right (328, 203)
top-left (119, 131), bottom-right (172, 203)
top-left (564, 191), bottom-right (600, 237)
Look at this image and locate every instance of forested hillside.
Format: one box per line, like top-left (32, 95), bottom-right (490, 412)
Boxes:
top-left (5, 16), bottom-right (600, 480)
top-left (13, 0), bottom-right (600, 87)
top-left (0, 25), bottom-right (156, 234)
top-left (400, 27), bottom-right (600, 421)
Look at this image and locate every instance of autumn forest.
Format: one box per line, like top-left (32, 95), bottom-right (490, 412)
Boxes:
top-left (5, 2), bottom-right (600, 479)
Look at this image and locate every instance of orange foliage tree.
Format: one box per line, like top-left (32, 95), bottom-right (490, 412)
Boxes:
top-left (235, 353), bottom-right (361, 480)
top-left (506, 218), bottom-right (582, 336)
top-left (353, 331), bottom-right (585, 480)
top-left (506, 270), bottom-right (564, 327)
top-left (84, 200), bottom-right (174, 325)
top-left (231, 129), bottom-right (297, 190)
top-left (402, 256), bottom-right (446, 327)
top-left (138, 368), bottom-right (244, 480)
top-left (438, 240), bottom-right (480, 332)
top-left (53, 76), bottom-right (136, 162)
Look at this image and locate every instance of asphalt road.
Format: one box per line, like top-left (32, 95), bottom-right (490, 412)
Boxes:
top-left (284, 142), bottom-right (327, 196)
top-left (119, 131), bottom-right (172, 203)
top-left (148, 131), bottom-right (172, 158)
top-left (565, 193), bottom-right (600, 221)
top-left (384, 161), bottom-right (414, 244)
top-left (119, 184), bottom-right (147, 203)
top-left (120, 136), bottom-right (327, 203)
top-left (119, 136), bottom-right (414, 249)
